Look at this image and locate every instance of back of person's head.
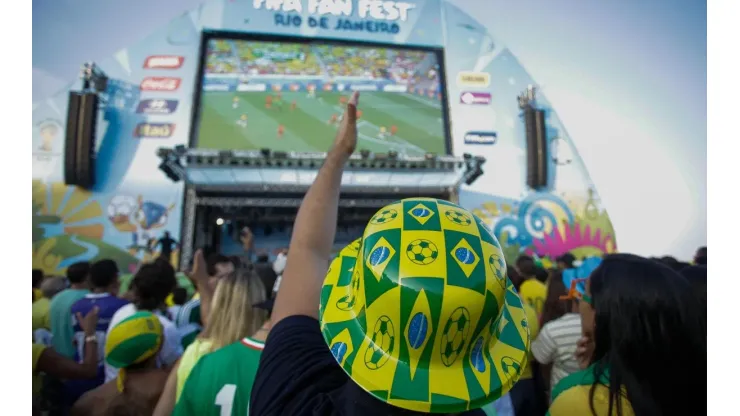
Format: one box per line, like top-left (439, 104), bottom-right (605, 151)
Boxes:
top-left (534, 266), bottom-right (548, 283)
top-left (556, 253), bottom-right (576, 269)
top-left (171, 287), bottom-right (188, 306)
top-left (694, 246), bottom-right (707, 265)
top-left (89, 260), bottom-right (120, 291)
top-left (130, 263), bottom-right (177, 311)
top-left (658, 255), bottom-right (686, 272)
top-left (680, 265), bottom-right (707, 312)
top-left (540, 270), bottom-right (570, 327)
top-left (40, 276), bottom-right (67, 299)
top-left (587, 253), bottom-right (706, 416)
top-left (66, 261), bottom-right (90, 285)
top-left (256, 253), bottom-right (270, 263)
top-left (201, 267), bottom-right (268, 351)
top-left (253, 263), bottom-right (277, 299)
top-left (318, 199), bottom-right (530, 414)
top-left (32, 269), bottom-right (44, 288)
top-left (506, 265), bottom-right (522, 290)
top-left (206, 253), bottom-right (234, 277)
top-left (515, 255), bottom-right (536, 277)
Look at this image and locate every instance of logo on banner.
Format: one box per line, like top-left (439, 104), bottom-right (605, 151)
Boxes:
top-left (136, 99), bottom-right (178, 114)
top-left (144, 56), bottom-right (185, 69)
top-left (464, 131), bottom-right (497, 145)
top-left (140, 77), bottom-right (181, 91)
top-left (460, 92), bottom-right (492, 105)
top-left (134, 123), bottom-right (176, 138)
top-left (457, 72), bottom-right (490, 88)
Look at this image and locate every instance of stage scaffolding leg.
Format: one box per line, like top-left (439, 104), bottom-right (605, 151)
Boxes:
top-left (179, 186), bottom-right (197, 270)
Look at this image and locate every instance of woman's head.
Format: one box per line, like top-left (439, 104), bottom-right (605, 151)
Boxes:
top-left (581, 253), bottom-right (706, 415)
top-left (130, 263), bottom-right (177, 311)
top-left (540, 270), bottom-right (571, 327)
top-left (201, 267), bottom-right (268, 350)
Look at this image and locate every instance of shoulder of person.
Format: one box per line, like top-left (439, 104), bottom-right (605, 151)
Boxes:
top-left (550, 365), bottom-right (599, 402)
top-left (548, 384), bottom-right (593, 416)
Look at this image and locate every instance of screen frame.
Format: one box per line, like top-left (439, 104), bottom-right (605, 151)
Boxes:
top-left (188, 29), bottom-right (453, 156)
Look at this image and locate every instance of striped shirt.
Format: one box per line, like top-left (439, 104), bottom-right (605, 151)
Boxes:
top-left (531, 313), bottom-right (582, 391)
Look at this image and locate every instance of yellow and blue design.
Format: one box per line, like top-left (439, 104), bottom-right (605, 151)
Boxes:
top-left (319, 198), bottom-right (531, 413)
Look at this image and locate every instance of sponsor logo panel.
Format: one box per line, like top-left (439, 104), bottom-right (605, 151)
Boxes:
top-left (456, 71), bottom-right (490, 87)
top-left (136, 99), bottom-right (178, 114)
top-left (464, 131), bottom-right (497, 145)
top-left (140, 77), bottom-right (181, 91)
top-left (144, 55), bottom-right (185, 69)
top-left (134, 123), bottom-right (176, 138)
top-left (460, 91), bottom-right (491, 105)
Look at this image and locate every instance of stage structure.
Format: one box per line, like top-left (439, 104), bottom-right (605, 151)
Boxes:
top-left (158, 146), bottom-right (485, 267)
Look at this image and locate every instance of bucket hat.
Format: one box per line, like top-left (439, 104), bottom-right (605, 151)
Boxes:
top-left (319, 198), bottom-right (531, 413)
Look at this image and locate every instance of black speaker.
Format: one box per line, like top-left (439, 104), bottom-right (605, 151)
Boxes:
top-left (64, 92), bottom-right (82, 185)
top-left (64, 92), bottom-right (98, 189)
top-left (524, 107), bottom-right (548, 189)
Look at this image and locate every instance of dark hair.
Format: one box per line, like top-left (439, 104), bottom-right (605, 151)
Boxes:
top-left (507, 265), bottom-right (522, 290)
top-left (253, 263), bottom-right (277, 299)
top-left (32, 269), bottom-right (44, 288)
top-left (66, 262), bottom-right (91, 284)
top-left (534, 267), bottom-right (549, 283)
top-left (89, 260), bottom-right (119, 289)
top-left (587, 254), bottom-right (706, 416)
top-left (680, 266), bottom-right (707, 314)
top-left (694, 246), bottom-right (707, 265)
top-left (206, 254), bottom-right (233, 276)
top-left (515, 255), bottom-right (536, 276)
top-left (131, 263), bottom-right (177, 311)
top-left (540, 270), bottom-right (570, 327)
top-left (172, 287), bottom-right (188, 306)
top-left (556, 253), bottom-right (576, 269)
top-left (256, 253), bottom-right (270, 263)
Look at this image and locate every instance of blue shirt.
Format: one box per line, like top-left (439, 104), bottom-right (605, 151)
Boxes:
top-left (49, 288), bottom-right (89, 358)
top-left (66, 293), bottom-right (128, 401)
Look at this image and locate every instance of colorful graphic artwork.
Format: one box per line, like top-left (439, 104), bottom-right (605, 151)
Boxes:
top-left (32, 0), bottom-right (617, 274)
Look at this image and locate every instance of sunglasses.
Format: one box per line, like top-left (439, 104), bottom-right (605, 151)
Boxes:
top-left (559, 277), bottom-right (592, 304)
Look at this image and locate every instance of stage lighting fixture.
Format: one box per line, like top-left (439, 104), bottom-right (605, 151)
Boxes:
top-left (388, 151), bottom-right (398, 160)
top-left (360, 149), bottom-right (371, 159)
top-left (216, 218), bottom-right (224, 226)
top-left (425, 152), bottom-right (436, 161)
top-left (273, 151), bottom-right (288, 159)
top-left (260, 148), bottom-right (271, 158)
top-left (174, 144), bottom-right (187, 156)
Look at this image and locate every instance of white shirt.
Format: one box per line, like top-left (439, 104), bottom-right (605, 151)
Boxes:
top-left (104, 303), bottom-right (183, 382)
top-left (531, 313), bottom-right (583, 391)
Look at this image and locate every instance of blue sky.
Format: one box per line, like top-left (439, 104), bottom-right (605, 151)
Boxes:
top-left (33, 0), bottom-right (706, 258)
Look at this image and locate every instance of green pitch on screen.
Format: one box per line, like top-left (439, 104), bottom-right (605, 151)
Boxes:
top-left (196, 91), bottom-right (447, 156)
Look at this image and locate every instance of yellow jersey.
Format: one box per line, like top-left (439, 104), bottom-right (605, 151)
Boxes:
top-left (176, 338), bottom-right (213, 402)
top-left (548, 365), bottom-right (634, 416)
top-left (32, 297), bottom-right (51, 331)
top-left (519, 303), bottom-right (540, 380)
top-left (519, 279), bottom-right (547, 317)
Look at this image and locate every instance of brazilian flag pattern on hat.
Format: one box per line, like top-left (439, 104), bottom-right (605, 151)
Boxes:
top-left (105, 311), bottom-right (163, 369)
top-left (319, 198), bottom-right (531, 413)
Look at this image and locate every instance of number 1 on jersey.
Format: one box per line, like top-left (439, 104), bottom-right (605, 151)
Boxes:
top-left (215, 384), bottom-right (237, 416)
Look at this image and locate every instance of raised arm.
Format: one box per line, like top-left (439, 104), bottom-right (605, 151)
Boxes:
top-left (271, 92), bottom-right (359, 325)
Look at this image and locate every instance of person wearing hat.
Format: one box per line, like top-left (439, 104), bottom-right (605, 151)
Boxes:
top-left (248, 91), bottom-right (531, 415)
top-left (71, 311), bottom-right (167, 416)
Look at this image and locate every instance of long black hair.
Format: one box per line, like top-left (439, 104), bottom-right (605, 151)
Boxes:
top-left (587, 253), bottom-right (706, 416)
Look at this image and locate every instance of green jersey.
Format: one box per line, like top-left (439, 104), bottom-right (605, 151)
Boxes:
top-left (176, 299), bottom-right (201, 349)
top-left (173, 337), bottom-right (265, 416)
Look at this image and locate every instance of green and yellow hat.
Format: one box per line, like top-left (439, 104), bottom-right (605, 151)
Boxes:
top-left (319, 198), bottom-right (531, 413)
top-left (105, 311), bottom-right (163, 392)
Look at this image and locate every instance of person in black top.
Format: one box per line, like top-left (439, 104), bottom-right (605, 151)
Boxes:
top-left (249, 92), bottom-right (524, 416)
top-left (156, 231), bottom-right (178, 263)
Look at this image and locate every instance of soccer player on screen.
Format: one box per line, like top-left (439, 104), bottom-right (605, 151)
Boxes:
top-left (277, 125), bottom-right (285, 138)
top-left (291, 100), bottom-right (297, 111)
top-left (328, 114), bottom-right (338, 125)
top-left (390, 125), bottom-right (398, 136)
top-left (307, 84), bottom-right (316, 98)
top-left (378, 126), bottom-right (388, 140)
top-left (357, 109), bottom-right (363, 119)
top-left (339, 96), bottom-right (348, 106)
top-left (237, 114), bottom-right (248, 128)
top-left (265, 95), bottom-right (272, 110)
top-left (232, 96), bottom-right (240, 109)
